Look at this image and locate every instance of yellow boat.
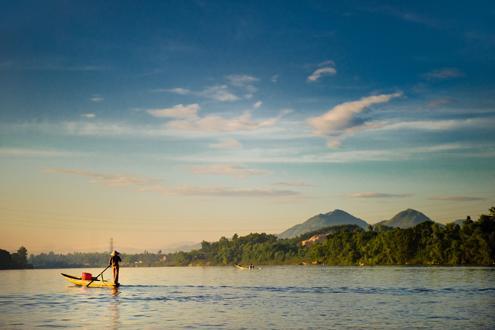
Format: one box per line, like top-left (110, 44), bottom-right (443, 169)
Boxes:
top-left (234, 264), bottom-right (248, 270)
top-left (61, 273), bottom-right (119, 288)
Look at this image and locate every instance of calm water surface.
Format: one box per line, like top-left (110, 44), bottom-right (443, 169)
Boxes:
top-left (0, 266), bottom-right (494, 329)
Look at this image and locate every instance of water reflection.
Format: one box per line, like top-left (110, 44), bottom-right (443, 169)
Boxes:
top-left (110, 288), bottom-right (120, 330)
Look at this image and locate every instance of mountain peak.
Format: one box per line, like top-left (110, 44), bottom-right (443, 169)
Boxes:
top-left (327, 209), bottom-right (348, 215)
top-left (279, 209), bottom-right (368, 239)
top-left (383, 208), bottom-right (432, 229)
top-left (403, 208), bottom-right (420, 213)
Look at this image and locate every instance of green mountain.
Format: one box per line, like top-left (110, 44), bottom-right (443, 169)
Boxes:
top-left (279, 209), bottom-right (368, 239)
top-left (375, 208), bottom-right (432, 229)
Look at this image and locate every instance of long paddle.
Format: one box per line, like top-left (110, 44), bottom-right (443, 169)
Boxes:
top-left (86, 265), bottom-right (110, 287)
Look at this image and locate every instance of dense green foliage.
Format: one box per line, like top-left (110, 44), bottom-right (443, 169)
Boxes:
top-left (4, 207), bottom-right (495, 269)
top-left (165, 207), bottom-right (495, 266)
top-left (0, 246), bottom-right (32, 269)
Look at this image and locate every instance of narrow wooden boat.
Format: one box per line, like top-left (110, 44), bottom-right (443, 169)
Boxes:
top-left (61, 273), bottom-right (119, 288)
top-left (234, 264), bottom-right (249, 270)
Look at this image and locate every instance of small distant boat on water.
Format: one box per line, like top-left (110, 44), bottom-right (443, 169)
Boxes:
top-left (234, 264), bottom-right (259, 270)
top-left (234, 264), bottom-right (249, 270)
top-left (61, 273), bottom-right (119, 288)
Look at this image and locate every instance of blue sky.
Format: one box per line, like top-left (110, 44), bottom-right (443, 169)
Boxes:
top-left (1, 1), bottom-right (494, 252)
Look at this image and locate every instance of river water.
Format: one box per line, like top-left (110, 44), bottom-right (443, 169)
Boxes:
top-left (0, 266), bottom-right (494, 329)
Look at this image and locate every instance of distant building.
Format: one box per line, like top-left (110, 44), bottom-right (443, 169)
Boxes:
top-left (301, 234), bottom-right (327, 247)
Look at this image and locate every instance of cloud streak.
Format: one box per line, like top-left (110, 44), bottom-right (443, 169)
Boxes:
top-left (307, 92), bottom-right (402, 147)
top-left (209, 138), bottom-right (242, 150)
top-left (162, 74), bottom-right (259, 102)
top-left (423, 68), bottom-right (464, 80)
top-left (165, 109), bottom-right (290, 133)
top-left (200, 85), bottom-right (239, 101)
top-left (46, 168), bottom-right (151, 187)
top-left (191, 164), bottom-right (269, 178)
top-left (429, 195), bottom-right (486, 202)
top-left (163, 85), bottom-right (239, 102)
top-left (0, 148), bottom-right (84, 158)
top-left (147, 103), bottom-right (200, 118)
top-left (175, 143), bottom-right (494, 164)
top-left (46, 168), bottom-right (297, 198)
top-left (349, 192), bottom-right (412, 198)
top-left (90, 95), bottom-right (104, 102)
top-left (307, 67), bottom-right (336, 82)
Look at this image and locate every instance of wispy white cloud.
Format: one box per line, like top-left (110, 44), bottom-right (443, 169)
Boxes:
top-left (429, 195), bottom-right (486, 202)
top-left (45, 168), bottom-right (151, 187)
top-left (226, 74), bottom-right (258, 87)
top-left (307, 66), bottom-right (337, 82)
top-left (349, 192), bottom-right (412, 198)
top-left (3, 118), bottom-right (290, 139)
top-left (307, 92), bottom-right (402, 147)
top-left (162, 85), bottom-right (239, 102)
top-left (175, 142), bottom-right (493, 164)
top-left (253, 101), bottom-right (263, 109)
top-left (166, 109), bottom-right (290, 133)
top-left (163, 75), bottom-right (259, 102)
top-left (191, 164), bottom-right (270, 178)
top-left (226, 74), bottom-right (258, 98)
top-left (81, 113), bottom-right (96, 119)
top-left (271, 74), bottom-right (279, 83)
top-left (273, 181), bottom-right (313, 187)
top-left (423, 68), bottom-right (464, 80)
top-left (427, 98), bottom-right (452, 107)
top-left (162, 87), bottom-right (191, 95)
top-left (200, 84), bottom-right (240, 102)
top-left (147, 103), bottom-right (200, 119)
top-left (90, 95), bottom-right (104, 102)
top-left (209, 138), bottom-right (242, 150)
top-left (172, 186), bottom-right (298, 197)
top-left (175, 148), bottom-right (402, 164)
top-left (5, 112), bottom-right (493, 146)
top-left (373, 118), bottom-right (493, 132)
top-left (0, 148), bottom-right (84, 158)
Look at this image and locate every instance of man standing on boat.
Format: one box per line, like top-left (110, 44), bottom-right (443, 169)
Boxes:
top-left (108, 250), bottom-right (121, 285)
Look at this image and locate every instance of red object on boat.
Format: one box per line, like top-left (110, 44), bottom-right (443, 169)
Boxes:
top-left (81, 272), bottom-right (92, 280)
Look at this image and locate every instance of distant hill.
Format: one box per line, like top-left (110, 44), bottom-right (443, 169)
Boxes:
top-left (279, 209), bottom-right (368, 239)
top-left (375, 209), bottom-right (432, 229)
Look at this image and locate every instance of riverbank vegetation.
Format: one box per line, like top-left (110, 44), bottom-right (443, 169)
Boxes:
top-left (0, 247), bottom-right (32, 269)
top-left (3, 207), bottom-right (494, 269)
top-left (165, 207), bottom-right (495, 266)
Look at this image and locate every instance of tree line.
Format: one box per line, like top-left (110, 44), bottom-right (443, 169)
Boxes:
top-left (0, 247), bottom-right (32, 269)
top-left (2, 207), bottom-right (494, 269)
top-left (164, 207), bottom-right (495, 266)
top-left (29, 250), bottom-right (168, 268)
